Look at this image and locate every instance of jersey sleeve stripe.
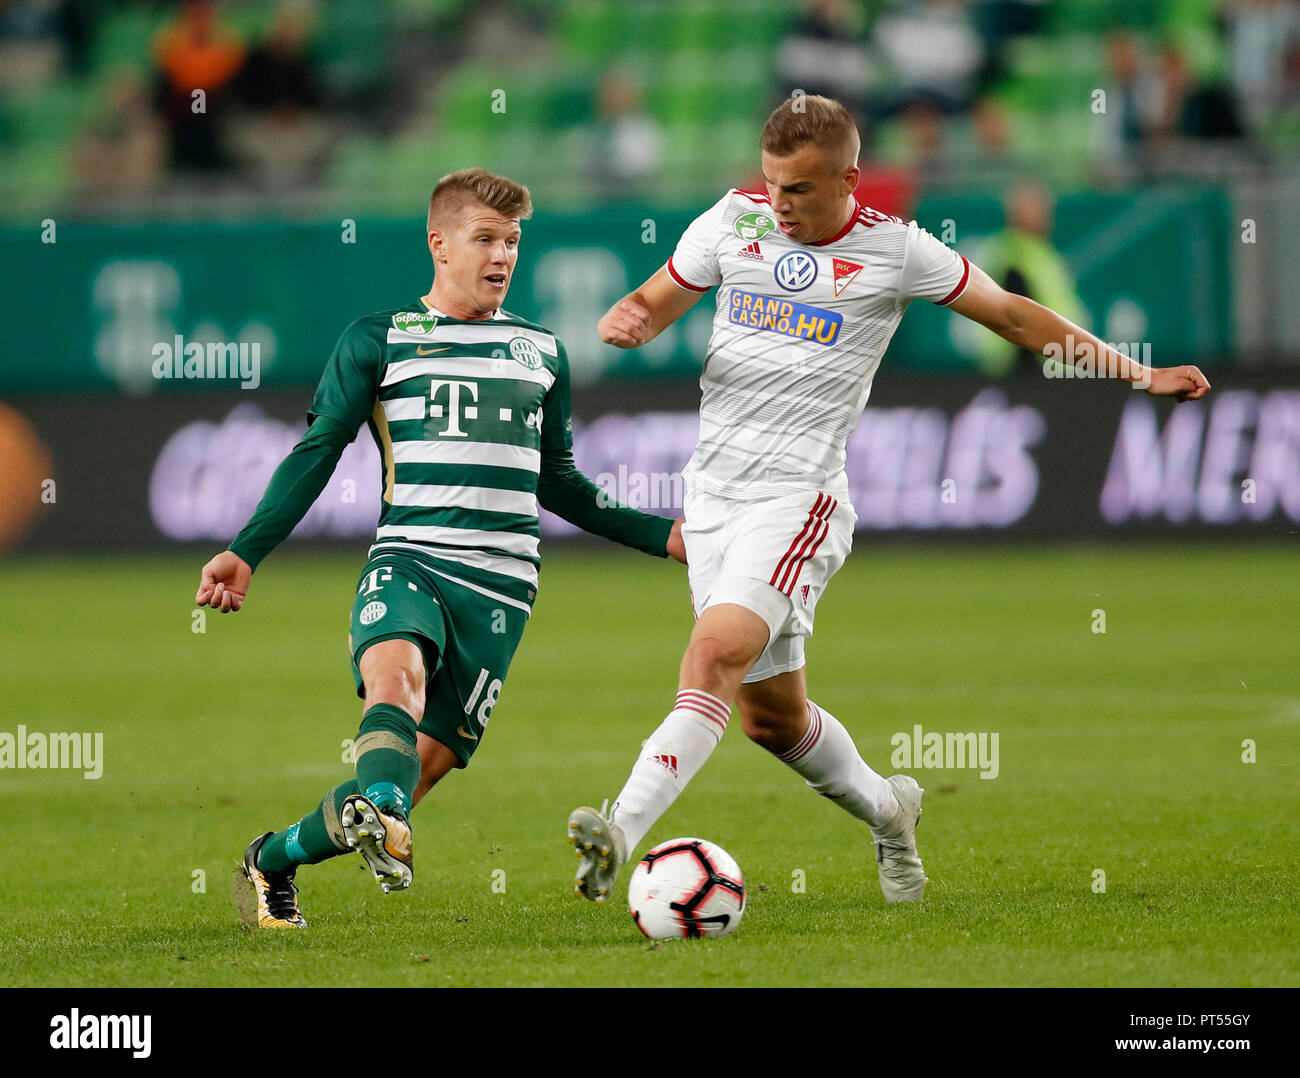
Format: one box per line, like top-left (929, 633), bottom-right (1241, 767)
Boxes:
top-left (666, 256), bottom-right (710, 292)
top-left (936, 256), bottom-right (971, 306)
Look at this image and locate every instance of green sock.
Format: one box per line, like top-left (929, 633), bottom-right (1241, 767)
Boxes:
top-left (257, 780), bottom-right (360, 872)
top-left (354, 703), bottom-right (420, 818)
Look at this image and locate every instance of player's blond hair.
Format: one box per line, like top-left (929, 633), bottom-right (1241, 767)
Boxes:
top-left (760, 95), bottom-right (860, 170)
top-left (426, 168), bottom-right (533, 232)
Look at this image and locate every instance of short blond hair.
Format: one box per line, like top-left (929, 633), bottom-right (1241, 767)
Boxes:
top-left (427, 168), bottom-right (533, 232)
top-left (760, 94), bottom-right (860, 169)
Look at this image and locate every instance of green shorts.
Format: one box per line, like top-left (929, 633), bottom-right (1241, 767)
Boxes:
top-left (348, 553), bottom-right (530, 768)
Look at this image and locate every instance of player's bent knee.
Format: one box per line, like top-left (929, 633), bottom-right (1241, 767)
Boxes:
top-left (682, 633), bottom-right (763, 686)
top-left (364, 665), bottom-right (426, 719)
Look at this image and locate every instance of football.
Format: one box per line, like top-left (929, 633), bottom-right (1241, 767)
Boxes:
top-left (627, 838), bottom-right (746, 939)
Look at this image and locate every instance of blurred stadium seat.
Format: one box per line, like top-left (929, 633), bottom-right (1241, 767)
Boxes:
top-left (0, 0), bottom-right (1297, 376)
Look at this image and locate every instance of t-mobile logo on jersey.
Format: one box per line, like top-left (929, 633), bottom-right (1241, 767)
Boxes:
top-left (428, 378), bottom-right (479, 437)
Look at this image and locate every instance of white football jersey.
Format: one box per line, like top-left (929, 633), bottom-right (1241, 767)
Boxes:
top-left (667, 189), bottom-right (970, 501)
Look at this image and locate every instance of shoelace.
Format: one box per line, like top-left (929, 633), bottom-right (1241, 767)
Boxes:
top-left (876, 839), bottom-right (917, 868)
top-left (264, 873), bottom-right (300, 918)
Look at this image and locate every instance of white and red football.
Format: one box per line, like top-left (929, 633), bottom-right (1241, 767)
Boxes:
top-left (627, 837), bottom-right (746, 939)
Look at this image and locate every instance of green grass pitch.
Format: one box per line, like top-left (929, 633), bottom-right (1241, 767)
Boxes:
top-left (1, 544), bottom-right (1297, 987)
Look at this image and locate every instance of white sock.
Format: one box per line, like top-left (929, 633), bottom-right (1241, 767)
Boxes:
top-left (777, 701), bottom-right (898, 827)
top-left (610, 689), bottom-right (729, 853)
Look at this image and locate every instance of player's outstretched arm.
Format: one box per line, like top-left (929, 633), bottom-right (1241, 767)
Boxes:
top-left (535, 338), bottom-right (686, 563)
top-left (192, 413), bottom-right (354, 612)
top-left (537, 449), bottom-right (686, 564)
top-left (598, 265), bottom-right (705, 348)
top-left (947, 261), bottom-right (1211, 401)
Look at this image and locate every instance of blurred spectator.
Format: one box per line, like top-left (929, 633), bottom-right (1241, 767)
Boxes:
top-left (228, 6), bottom-right (331, 188)
top-left (53, 0), bottom-right (93, 77)
top-left (151, 0), bottom-right (246, 173)
top-left (898, 99), bottom-right (951, 186)
top-left (873, 0), bottom-right (986, 114)
top-left (0, 0), bottom-right (64, 89)
top-left (969, 0), bottom-right (1049, 93)
top-left (72, 66), bottom-right (164, 199)
top-left (234, 6), bottom-right (321, 113)
top-left (1096, 32), bottom-right (1155, 160)
top-left (774, 0), bottom-right (874, 121)
top-left (1225, 0), bottom-right (1300, 130)
top-left (942, 93), bottom-right (1025, 186)
top-left (859, 98), bottom-right (951, 196)
top-left (586, 67), bottom-right (662, 196)
top-left (1151, 42), bottom-right (1246, 142)
top-left (972, 0), bottom-right (1048, 46)
top-left (973, 180), bottom-right (1087, 377)
top-left (971, 93), bottom-right (1015, 161)
top-left (1285, 32), bottom-right (1300, 107)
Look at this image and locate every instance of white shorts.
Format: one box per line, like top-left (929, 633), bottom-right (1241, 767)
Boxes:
top-left (683, 485), bottom-right (856, 684)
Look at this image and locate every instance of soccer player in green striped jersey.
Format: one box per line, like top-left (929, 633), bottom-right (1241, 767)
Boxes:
top-left (196, 168), bottom-right (685, 928)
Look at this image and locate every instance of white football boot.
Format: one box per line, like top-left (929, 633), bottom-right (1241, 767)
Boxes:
top-left (870, 774), bottom-right (928, 903)
top-left (341, 793), bottom-right (413, 894)
top-left (567, 800), bottom-right (627, 905)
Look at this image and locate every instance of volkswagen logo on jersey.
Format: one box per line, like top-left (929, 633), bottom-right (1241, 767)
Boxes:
top-left (774, 251), bottom-right (818, 293)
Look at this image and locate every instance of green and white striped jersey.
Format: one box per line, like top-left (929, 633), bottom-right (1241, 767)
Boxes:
top-left (308, 299), bottom-right (578, 611)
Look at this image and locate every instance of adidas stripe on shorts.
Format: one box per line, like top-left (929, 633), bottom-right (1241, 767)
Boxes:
top-left (682, 485), bottom-right (856, 684)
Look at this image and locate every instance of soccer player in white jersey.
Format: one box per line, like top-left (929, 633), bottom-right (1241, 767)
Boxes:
top-left (568, 95), bottom-right (1210, 906)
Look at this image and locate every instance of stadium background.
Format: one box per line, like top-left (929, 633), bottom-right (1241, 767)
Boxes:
top-left (1, 0), bottom-right (1298, 992)
top-left (2, 0), bottom-right (1298, 550)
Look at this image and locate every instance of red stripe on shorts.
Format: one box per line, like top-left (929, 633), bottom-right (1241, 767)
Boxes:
top-left (777, 496), bottom-right (837, 594)
top-left (770, 494), bottom-right (827, 591)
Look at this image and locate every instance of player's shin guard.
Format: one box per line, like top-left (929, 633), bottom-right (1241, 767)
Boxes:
top-left (256, 780), bottom-right (361, 873)
top-left (777, 701), bottom-right (898, 827)
top-left (610, 689), bottom-right (730, 852)
top-left (353, 703), bottom-right (420, 819)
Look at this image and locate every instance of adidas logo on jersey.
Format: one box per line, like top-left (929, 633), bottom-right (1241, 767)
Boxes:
top-left (737, 241), bottom-right (764, 261)
top-left (649, 753), bottom-right (679, 777)
top-left (800, 584), bottom-right (811, 607)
